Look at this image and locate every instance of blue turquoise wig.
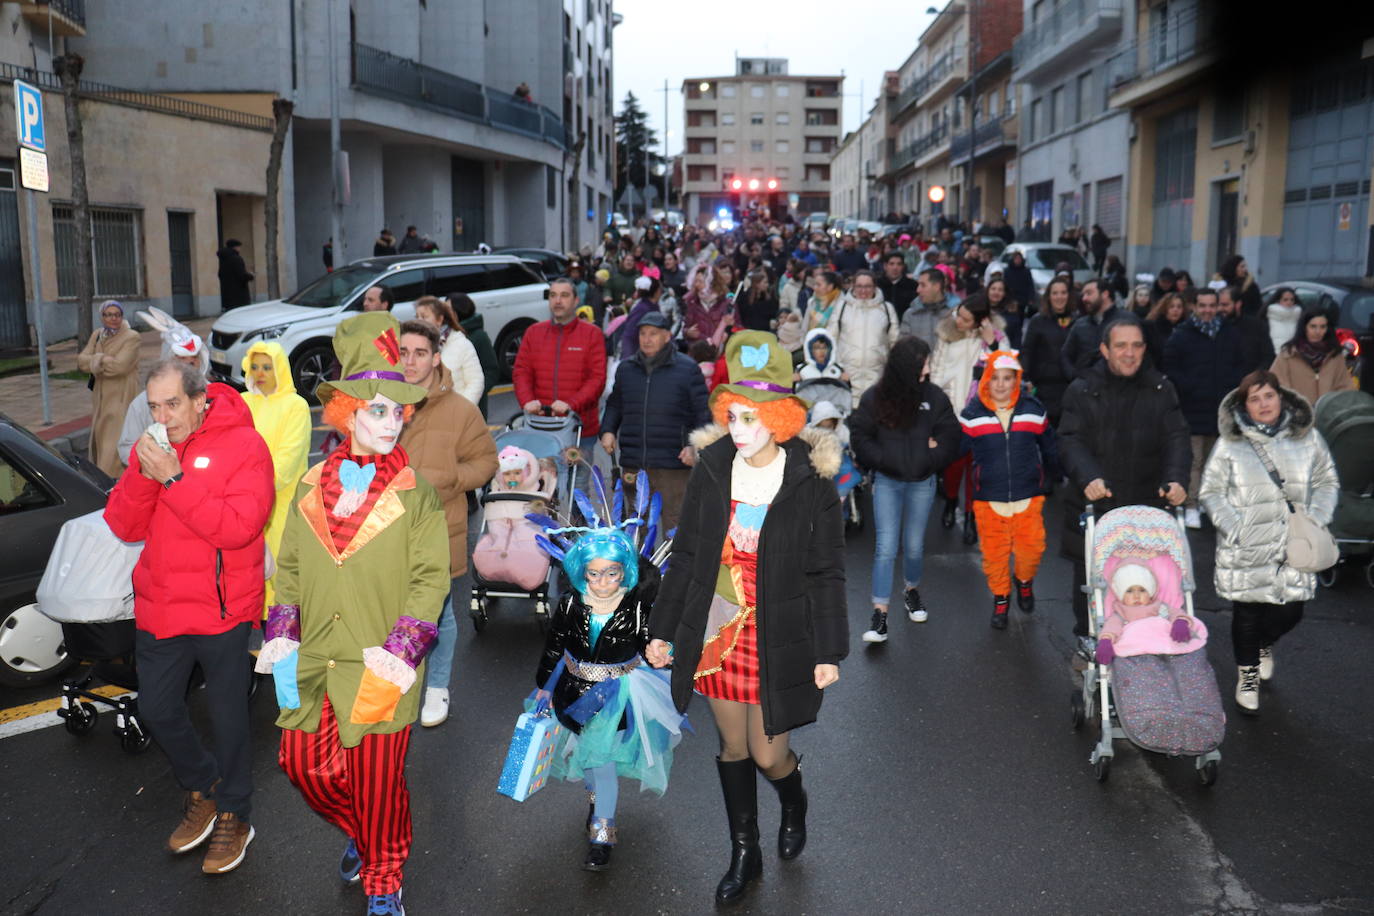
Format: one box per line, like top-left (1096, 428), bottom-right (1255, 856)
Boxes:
top-left (563, 528), bottom-right (639, 596)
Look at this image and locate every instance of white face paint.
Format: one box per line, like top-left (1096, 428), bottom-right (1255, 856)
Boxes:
top-left (584, 558), bottom-right (625, 600)
top-left (351, 394), bottom-right (405, 455)
top-left (727, 404), bottom-right (775, 459)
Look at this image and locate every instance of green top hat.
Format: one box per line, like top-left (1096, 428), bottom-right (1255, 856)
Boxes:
top-left (315, 312), bottom-right (429, 406)
top-left (710, 330), bottom-right (809, 410)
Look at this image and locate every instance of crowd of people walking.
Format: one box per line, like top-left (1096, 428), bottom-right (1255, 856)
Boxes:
top-left (80, 205), bottom-right (1359, 915)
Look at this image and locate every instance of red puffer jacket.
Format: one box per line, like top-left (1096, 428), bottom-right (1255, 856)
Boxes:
top-left (105, 383), bottom-right (275, 638)
top-left (512, 318), bottom-right (607, 437)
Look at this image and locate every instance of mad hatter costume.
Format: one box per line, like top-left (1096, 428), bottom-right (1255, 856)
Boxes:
top-left (526, 474), bottom-right (687, 872)
top-left (647, 331), bottom-right (848, 905)
top-left (257, 312), bottom-right (449, 915)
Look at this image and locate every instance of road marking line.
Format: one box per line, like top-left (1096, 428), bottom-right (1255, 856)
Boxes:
top-left (0, 683), bottom-right (130, 728)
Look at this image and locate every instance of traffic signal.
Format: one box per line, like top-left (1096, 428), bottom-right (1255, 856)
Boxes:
top-left (730, 177), bottom-right (744, 191)
top-left (766, 178), bottom-right (779, 190)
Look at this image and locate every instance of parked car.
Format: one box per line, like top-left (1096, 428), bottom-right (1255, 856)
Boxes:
top-left (984, 243), bottom-right (1094, 294)
top-left (208, 254), bottom-right (549, 398)
top-left (492, 247), bottom-right (569, 281)
top-left (974, 234), bottom-right (1008, 260)
top-left (1262, 278), bottom-right (1374, 382)
top-left (0, 416), bottom-right (113, 687)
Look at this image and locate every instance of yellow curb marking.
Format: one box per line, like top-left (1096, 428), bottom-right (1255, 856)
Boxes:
top-left (0, 683), bottom-right (129, 725)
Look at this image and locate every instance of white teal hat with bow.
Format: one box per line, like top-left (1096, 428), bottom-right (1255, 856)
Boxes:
top-left (710, 330), bottom-right (809, 410)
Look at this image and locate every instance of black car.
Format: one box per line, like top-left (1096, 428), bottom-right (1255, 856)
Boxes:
top-left (492, 247), bottom-right (570, 280)
top-left (0, 416), bottom-right (113, 686)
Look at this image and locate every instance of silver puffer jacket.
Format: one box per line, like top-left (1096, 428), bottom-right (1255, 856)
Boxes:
top-left (1199, 385), bottom-right (1339, 604)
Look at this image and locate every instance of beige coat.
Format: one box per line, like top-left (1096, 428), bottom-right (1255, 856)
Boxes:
top-left (1269, 347), bottom-right (1353, 408)
top-left (76, 322), bottom-right (141, 476)
top-left (398, 364), bottom-right (499, 576)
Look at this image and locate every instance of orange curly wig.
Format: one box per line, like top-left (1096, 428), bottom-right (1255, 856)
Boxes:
top-left (711, 391), bottom-right (806, 442)
top-left (322, 392), bottom-right (415, 434)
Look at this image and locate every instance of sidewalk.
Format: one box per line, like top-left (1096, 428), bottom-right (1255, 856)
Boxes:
top-left (0, 317), bottom-right (218, 455)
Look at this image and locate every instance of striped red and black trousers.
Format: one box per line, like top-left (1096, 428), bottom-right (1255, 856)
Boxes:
top-left (278, 696), bottom-right (413, 895)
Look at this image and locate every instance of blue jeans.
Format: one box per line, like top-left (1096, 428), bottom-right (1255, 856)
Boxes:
top-left (426, 575), bottom-right (467, 690)
top-left (870, 473), bottom-right (937, 606)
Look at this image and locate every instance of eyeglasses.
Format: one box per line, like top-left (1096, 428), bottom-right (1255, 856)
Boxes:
top-left (584, 567), bottom-right (624, 582)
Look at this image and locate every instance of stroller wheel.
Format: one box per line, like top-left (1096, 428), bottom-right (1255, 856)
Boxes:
top-left (1198, 759), bottom-right (1219, 787)
top-left (1366, 560), bottom-right (1374, 589)
top-left (120, 720), bottom-right (153, 755)
top-left (63, 701), bottom-right (98, 736)
top-left (1317, 565), bottom-right (1339, 588)
top-left (1069, 691), bottom-right (1086, 731)
top-left (1093, 755), bottom-right (1111, 783)
top-left (470, 595), bottom-right (489, 633)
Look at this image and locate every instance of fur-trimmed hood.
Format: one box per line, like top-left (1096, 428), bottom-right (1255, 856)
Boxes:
top-left (936, 309), bottom-right (1006, 344)
top-left (1216, 383), bottom-right (1314, 441)
top-left (689, 423), bottom-right (842, 479)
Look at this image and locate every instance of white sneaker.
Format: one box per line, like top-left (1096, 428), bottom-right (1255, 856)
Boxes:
top-left (861, 610), bottom-right (889, 643)
top-left (1235, 665), bottom-right (1260, 714)
top-left (420, 687), bottom-right (450, 727)
top-left (1258, 646), bottom-right (1274, 682)
top-left (1184, 507), bottom-right (1202, 529)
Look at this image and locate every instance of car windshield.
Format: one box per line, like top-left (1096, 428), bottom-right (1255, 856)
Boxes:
top-left (1341, 291), bottom-right (1374, 332)
top-left (1023, 247), bottom-right (1089, 270)
top-left (283, 265), bottom-right (380, 308)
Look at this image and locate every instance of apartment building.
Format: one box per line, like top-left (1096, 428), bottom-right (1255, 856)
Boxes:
top-left (70, 0), bottom-right (614, 289)
top-left (1109, 0), bottom-right (1372, 282)
top-left (884, 0), bottom-right (1020, 232)
top-left (1012, 0), bottom-right (1134, 248)
top-left (680, 58), bottom-right (843, 224)
top-left (831, 72), bottom-right (899, 221)
top-left (0, 3), bottom-right (282, 344)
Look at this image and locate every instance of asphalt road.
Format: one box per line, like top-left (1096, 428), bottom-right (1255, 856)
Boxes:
top-left (2, 391), bottom-right (1371, 915)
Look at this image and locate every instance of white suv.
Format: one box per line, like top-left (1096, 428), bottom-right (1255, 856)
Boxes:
top-left (208, 254), bottom-right (550, 399)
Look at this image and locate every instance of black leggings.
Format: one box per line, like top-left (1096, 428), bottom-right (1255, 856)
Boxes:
top-left (1231, 600), bottom-right (1304, 667)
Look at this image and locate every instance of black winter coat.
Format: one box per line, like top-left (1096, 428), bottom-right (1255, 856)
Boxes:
top-left (1162, 321), bottom-right (1245, 435)
top-left (1019, 312), bottom-right (1073, 423)
top-left (601, 350), bottom-right (710, 470)
top-left (1145, 316), bottom-right (1182, 370)
top-left (849, 383), bottom-right (961, 481)
top-left (1228, 313), bottom-right (1276, 375)
top-left (735, 288), bottom-right (780, 332)
top-left (216, 246), bottom-right (253, 309)
top-left (1060, 305), bottom-right (1124, 380)
top-left (1002, 264), bottom-right (1036, 314)
top-left (1057, 364), bottom-right (1191, 559)
top-left (535, 561), bottom-right (660, 734)
top-left (877, 275), bottom-right (918, 319)
top-left (648, 428), bottom-right (848, 736)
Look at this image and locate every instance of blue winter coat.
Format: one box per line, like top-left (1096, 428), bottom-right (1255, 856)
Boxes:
top-left (1162, 320), bottom-right (1245, 435)
top-left (959, 385), bottom-right (1060, 502)
top-left (601, 350), bottom-right (711, 470)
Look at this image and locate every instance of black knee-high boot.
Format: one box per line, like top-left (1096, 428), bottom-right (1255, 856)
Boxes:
top-left (715, 757), bottom-right (762, 904)
top-left (765, 754), bottom-right (807, 860)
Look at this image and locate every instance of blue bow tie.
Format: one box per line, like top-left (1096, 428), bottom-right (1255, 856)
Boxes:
top-left (339, 460), bottom-right (376, 494)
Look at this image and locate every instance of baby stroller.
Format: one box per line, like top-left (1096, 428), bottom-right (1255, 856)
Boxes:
top-left (797, 376), bottom-right (864, 532)
top-left (35, 510), bottom-right (152, 754)
top-left (1072, 505), bottom-right (1225, 785)
top-left (470, 411), bottom-right (580, 633)
top-left (1313, 390), bottom-right (1374, 588)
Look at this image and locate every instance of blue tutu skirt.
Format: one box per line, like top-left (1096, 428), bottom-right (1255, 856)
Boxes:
top-left (549, 664), bottom-right (688, 796)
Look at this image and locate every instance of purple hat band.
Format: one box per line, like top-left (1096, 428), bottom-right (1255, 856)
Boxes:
top-left (735, 379), bottom-right (792, 395)
top-left (344, 370), bottom-right (406, 382)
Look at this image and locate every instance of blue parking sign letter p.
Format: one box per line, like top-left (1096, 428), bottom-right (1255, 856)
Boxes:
top-left (15, 81), bottom-right (44, 152)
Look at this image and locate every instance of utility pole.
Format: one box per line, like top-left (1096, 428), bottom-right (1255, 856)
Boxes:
top-left (661, 79), bottom-right (670, 215)
top-left (965, 0), bottom-right (978, 228)
top-left (327, 0), bottom-right (344, 265)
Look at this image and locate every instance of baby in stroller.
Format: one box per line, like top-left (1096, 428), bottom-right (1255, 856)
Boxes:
top-left (798, 328), bottom-right (847, 382)
top-left (473, 446), bottom-right (558, 591)
top-left (1094, 562), bottom-right (1206, 664)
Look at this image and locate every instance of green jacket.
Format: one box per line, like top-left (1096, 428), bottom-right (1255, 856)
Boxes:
top-left (272, 461), bottom-right (450, 747)
top-left (461, 313), bottom-right (500, 414)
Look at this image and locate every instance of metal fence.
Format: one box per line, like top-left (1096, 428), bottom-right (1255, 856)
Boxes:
top-left (46, 0), bottom-right (87, 26)
top-left (351, 42), bottom-right (569, 150)
top-left (52, 205), bottom-right (145, 299)
top-left (1013, 0), bottom-right (1121, 70)
top-left (0, 61), bottom-right (273, 130)
top-left (1103, 5), bottom-right (1212, 91)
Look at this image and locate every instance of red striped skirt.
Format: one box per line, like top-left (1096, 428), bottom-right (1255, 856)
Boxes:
top-left (694, 610), bottom-right (760, 705)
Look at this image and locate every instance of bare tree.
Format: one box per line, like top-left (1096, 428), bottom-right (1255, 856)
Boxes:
top-left (264, 97), bottom-right (294, 299)
top-left (54, 53), bottom-right (93, 341)
top-left (564, 130), bottom-right (586, 255)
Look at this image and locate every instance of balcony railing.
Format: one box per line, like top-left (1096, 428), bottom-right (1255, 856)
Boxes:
top-left (950, 114), bottom-right (1016, 162)
top-left (890, 123), bottom-right (949, 171)
top-left (1103, 6), bottom-right (1213, 97)
top-left (1013, 0), bottom-right (1122, 77)
top-left (351, 42), bottom-right (569, 150)
top-left (19, 0), bottom-right (86, 35)
top-left (0, 60), bottom-right (273, 130)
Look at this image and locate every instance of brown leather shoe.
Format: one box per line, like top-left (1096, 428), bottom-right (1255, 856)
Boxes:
top-left (167, 790), bottom-right (218, 854)
top-left (201, 812), bottom-right (255, 874)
